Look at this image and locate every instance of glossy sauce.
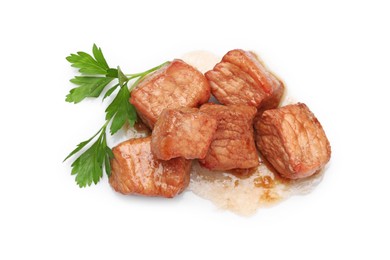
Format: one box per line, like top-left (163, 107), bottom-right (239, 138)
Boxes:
top-left (133, 120), bottom-right (151, 134)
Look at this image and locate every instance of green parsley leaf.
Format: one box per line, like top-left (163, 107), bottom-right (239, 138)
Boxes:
top-left (117, 66), bottom-right (128, 86)
top-left (65, 44), bottom-right (117, 103)
top-left (66, 76), bottom-right (115, 103)
top-left (106, 68), bottom-right (118, 78)
top-left (103, 83), bottom-right (120, 100)
top-left (92, 44), bottom-right (109, 70)
top-left (105, 85), bottom-right (137, 135)
top-left (105, 146), bottom-right (114, 177)
top-left (68, 126), bottom-right (112, 188)
top-left (66, 44), bottom-right (110, 75)
top-left (63, 129), bottom-right (100, 162)
top-left (104, 66), bottom-right (136, 134)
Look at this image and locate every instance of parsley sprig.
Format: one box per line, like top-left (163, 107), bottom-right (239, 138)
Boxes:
top-left (64, 44), bottom-right (168, 187)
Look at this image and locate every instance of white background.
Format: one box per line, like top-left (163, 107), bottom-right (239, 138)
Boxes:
top-left (1, 0), bottom-right (389, 259)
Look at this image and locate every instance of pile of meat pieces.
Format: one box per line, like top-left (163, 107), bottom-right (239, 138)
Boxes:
top-left (109, 50), bottom-right (331, 198)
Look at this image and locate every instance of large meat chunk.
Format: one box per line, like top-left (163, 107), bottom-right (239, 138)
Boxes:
top-left (130, 59), bottom-right (211, 129)
top-left (205, 49), bottom-right (284, 110)
top-left (199, 103), bottom-right (259, 171)
top-left (109, 137), bottom-right (191, 198)
top-left (151, 107), bottom-right (218, 160)
top-left (254, 103), bottom-right (331, 179)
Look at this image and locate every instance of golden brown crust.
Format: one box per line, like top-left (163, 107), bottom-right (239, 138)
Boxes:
top-left (199, 103), bottom-right (259, 171)
top-left (151, 107), bottom-right (218, 160)
top-left (254, 103), bottom-right (331, 179)
top-left (206, 62), bottom-right (266, 107)
top-left (109, 137), bottom-right (191, 198)
top-left (130, 59), bottom-right (211, 129)
top-left (206, 49), bottom-right (284, 110)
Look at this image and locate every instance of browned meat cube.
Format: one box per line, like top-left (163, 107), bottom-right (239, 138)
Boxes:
top-left (130, 59), bottom-right (211, 129)
top-left (205, 49), bottom-right (284, 110)
top-left (151, 107), bottom-right (218, 160)
top-left (199, 103), bottom-right (259, 171)
top-left (254, 103), bottom-right (331, 179)
top-left (109, 137), bottom-right (191, 198)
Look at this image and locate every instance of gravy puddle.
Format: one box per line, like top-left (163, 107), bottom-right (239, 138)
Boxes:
top-left (189, 161), bottom-right (324, 216)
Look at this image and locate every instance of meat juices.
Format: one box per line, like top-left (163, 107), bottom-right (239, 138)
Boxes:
top-left (254, 103), bottom-right (331, 179)
top-left (151, 107), bottom-right (218, 160)
top-left (130, 59), bottom-right (211, 129)
top-left (205, 49), bottom-right (284, 110)
top-left (109, 137), bottom-right (191, 198)
top-left (199, 103), bottom-right (259, 171)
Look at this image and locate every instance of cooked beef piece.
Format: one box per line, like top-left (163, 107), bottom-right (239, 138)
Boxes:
top-left (199, 103), bottom-right (259, 171)
top-left (151, 107), bottom-right (218, 160)
top-left (254, 103), bottom-right (331, 179)
top-left (130, 59), bottom-right (211, 129)
top-left (109, 137), bottom-right (191, 198)
top-left (205, 49), bottom-right (284, 110)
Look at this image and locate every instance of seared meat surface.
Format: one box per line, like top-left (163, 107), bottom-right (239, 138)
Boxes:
top-left (205, 49), bottom-right (284, 110)
top-left (109, 137), bottom-right (191, 198)
top-left (151, 107), bottom-right (218, 160)
top-left (254, 103), bottom-right (331, 179)
top-left (130, 59), bottom-right (210, 129)
top-left (199, 103), bottom-right (259, 171)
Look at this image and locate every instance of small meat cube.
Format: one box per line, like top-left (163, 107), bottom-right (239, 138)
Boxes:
top-left (109, 137), bottom-right (191, 198)
top-left (254, 103), bottom-right (331, 179)
top-left (205, 49), bottom-right (284, 110)
top-left (151, 107), bottom-right (218, 160)
top-left (199, 103), bottom-right (259, 171)
top-left (130, 59), bottom-right (211, 129)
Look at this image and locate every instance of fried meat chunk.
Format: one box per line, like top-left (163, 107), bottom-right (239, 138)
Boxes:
top-left (109, 137), bottom-right (191, 198)
top-left (130, 59), bottom-right (210, 129)
top-left (151, 107), bottom-right (218, 160)
top-left (199, 103), bottom-right (259, 171)
top-left (205, 49), bottom-right (284, 110)
top-left (254, 103), bottom-right (331, 179)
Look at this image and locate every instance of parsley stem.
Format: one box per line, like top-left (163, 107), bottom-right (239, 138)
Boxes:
top-left (102, 119), bottom-right (110, 129)
top-left (125, 61), bottom-right (169, 78)
top-left (129, 77), bottom-right (143, 91)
